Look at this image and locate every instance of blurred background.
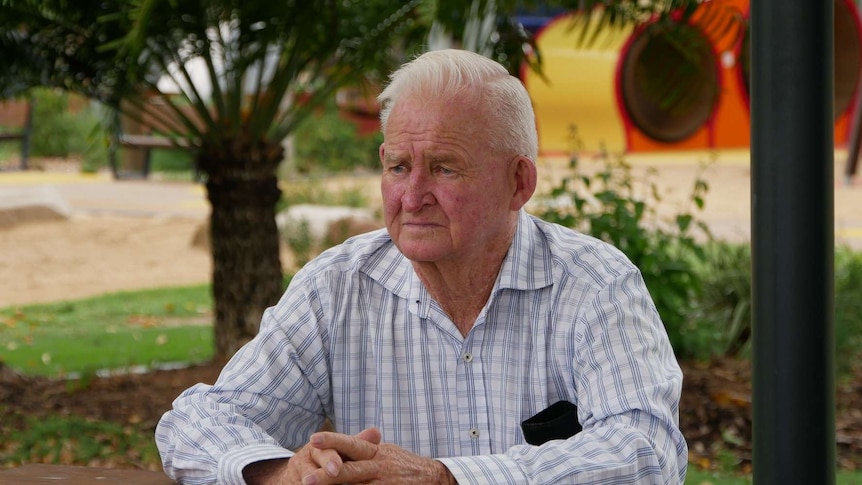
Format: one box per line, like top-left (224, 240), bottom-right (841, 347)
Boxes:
top-left (2, 1), bottom-right (862, 483)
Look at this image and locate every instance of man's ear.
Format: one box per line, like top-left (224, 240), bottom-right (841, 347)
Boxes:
top-left (510, 155), bottom-right (537, 211)
top-left (379, 143), bottom-right (386, 166)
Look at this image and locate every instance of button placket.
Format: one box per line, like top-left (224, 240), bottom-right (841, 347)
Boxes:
top-left (456, 331), bottom-right (490, 454)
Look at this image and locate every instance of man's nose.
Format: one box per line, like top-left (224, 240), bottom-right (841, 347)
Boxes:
top-left (401, 170), bottom-right (435, 212)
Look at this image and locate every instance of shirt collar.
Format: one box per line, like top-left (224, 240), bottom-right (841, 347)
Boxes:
top-left (495, 210), bottom-right (555, 292)
top-left (362, 210), bottom-right (555, 312)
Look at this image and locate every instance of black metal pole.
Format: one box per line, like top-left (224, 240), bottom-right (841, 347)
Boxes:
top-left (751, 0), bottom-right (835, 483)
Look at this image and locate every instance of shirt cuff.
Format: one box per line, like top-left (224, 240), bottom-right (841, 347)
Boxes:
top-left (437, 454), bottom-right (526, 485)
top-left (218, 444), bottom-right (294, 484)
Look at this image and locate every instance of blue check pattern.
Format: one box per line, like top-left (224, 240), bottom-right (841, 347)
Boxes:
top-left (156, 210), bottom-right (687, 484)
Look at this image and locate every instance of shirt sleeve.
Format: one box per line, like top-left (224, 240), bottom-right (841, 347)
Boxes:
top-left (438, 269), bottom-right (687, 484)
top-left (154, 274), bottom-right (331, 485)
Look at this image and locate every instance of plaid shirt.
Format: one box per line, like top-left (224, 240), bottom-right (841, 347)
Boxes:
top-left (156, 210), bottom-right (687, 484)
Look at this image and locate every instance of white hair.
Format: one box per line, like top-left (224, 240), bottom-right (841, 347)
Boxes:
top-left (377, 49), bottom-right (538, 161)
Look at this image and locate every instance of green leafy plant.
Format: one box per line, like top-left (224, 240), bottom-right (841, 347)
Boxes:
top-left (28, 88), bottom-right (102, 159)
top-left (10, 87), bottom-right (114, 172)
top-left (833, 246), bottom-right (862, 377)
top-left (692, 243), bottom-right (862, 371)
top-left (292, 100), bottom-right (382, 175)
top-left (284, 218), bottom-right (314, 269)
top-left (278, 178), bottom-right (371, 211)
top-left (79, 123), bottom-right (111, 173)
top-left (689, 242), bottom-right (752, 360)
top-left (533, 131), bottom-right (712, 357)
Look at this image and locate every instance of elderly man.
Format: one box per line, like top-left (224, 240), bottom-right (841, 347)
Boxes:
top-left (156, 49), bottom-right (687, 484)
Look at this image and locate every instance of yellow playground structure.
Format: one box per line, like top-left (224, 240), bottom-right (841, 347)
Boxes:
top-left (523, 0), bottom-right (862, 155)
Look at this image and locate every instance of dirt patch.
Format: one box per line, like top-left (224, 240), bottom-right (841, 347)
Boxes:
top-left (0, 215), bottom-right (212, 308)
top-left (3, 355), bottom-right (862, 473)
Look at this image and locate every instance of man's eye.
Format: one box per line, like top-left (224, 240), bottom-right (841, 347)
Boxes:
top-left (436, 166), bottom-right (454, 175)
top-left (390, 164), bottom-right (407, 174)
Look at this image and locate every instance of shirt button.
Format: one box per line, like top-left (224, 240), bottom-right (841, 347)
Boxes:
top-left (463, 352), bottom-right (473, 362)
top-left (469, 428), bottom-right (480, 439)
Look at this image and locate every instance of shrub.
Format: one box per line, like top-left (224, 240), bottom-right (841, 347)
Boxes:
top-left (19, 87), bottom-right (112, 172)
top-left (277, 178), bottom-right (370, 212)
top-left (691, 242), bottom-right (862, 371)
top-left (284, 218), bottom-right (314, 269)
top-left (29, 88), bottom-right (102, 158)
top-left (689, 241), bottom-right (752, 360)
top-left (533, 138), bottom-right (712, 358)
top-left (832, 247), bottom-right (862, 376)
top-left (291, 100), bottom-right (381, 174)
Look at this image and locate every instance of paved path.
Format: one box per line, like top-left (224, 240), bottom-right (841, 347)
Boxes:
top-left (0, 170), bottom-right (208, 219)
top-left (1, 149), bottom-right (861, 248)
top-left (0, 170), bottom-right (212, 307)
top-left (634, 149), bottom-right (862, 250)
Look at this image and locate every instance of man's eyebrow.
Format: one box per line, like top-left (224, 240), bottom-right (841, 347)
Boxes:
top-left (425, 152), bottom-right (458, 164)
top-left (382, 152), bottom-right (406, 164)
top-left (382, 151), bottom-right (459, 164)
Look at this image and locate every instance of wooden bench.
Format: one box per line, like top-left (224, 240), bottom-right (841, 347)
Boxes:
top-left (111, 95), bottom-right (198, 179)
top-left (111, 133), bottom-right (192, 180)
top-left (0, 464), bottom-right (175, 484)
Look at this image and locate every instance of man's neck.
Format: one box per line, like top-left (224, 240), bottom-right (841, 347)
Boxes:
top-left (412, 236), bottom-right (513, 336)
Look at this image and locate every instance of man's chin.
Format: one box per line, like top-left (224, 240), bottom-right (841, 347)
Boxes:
top-left (395, 243), bottom-right (445, 263)
top-left (402, 251), bottom-right (442, 263)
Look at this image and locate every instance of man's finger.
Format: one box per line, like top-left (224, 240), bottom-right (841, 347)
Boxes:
top-left (332, 459), bottom-right (379, 484)
top-left (285, 443), bottom-right (342, 484)
top-left (354, 427), bottom-right (382, 445)
top-left (309, 445), bottom-right (343, 477)
top-left (309, 431), bottom-right (378, 461)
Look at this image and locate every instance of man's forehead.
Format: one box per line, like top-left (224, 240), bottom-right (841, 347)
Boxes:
top-left (385, 100), bottom-right (484, 142)
top-left (391, 89), bottom-right (482, 120)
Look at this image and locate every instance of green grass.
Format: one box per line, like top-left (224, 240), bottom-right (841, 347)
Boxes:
top-left (2, 415), bottom-right (161, 469)
top-left (0, 133), bottom-right (23, 168)
top-left (839, 472), bottom-right (862, 485)
top-left (149, 147), bottom-right (194, 173)
top-left (148, 147), bottom-right (199, 182)
top-left (686, 467), bottom-right (751, 484)
top-left (0, 284), bottom-right (214, 377)
top-left (686, 468), bottom-right (862, 484)
top-left (0, 138), bottom-right (21, 156)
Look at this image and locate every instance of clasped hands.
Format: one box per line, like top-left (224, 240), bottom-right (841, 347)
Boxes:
top-left (248, 427), bottom-right (456, 485)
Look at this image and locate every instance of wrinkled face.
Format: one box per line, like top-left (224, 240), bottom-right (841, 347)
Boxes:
top-left (379, 93), bottom-right (520, 264)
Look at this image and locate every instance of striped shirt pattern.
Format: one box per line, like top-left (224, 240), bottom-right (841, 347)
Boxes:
top-left (156, 210), bottom-right (687, 484)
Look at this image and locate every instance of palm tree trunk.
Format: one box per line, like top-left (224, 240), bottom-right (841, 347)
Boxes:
top-left (203, 145), bottom-right (284, 359)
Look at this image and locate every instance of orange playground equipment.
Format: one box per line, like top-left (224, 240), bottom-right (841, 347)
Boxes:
top-left (523, 0), bottom-right (862, 155)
